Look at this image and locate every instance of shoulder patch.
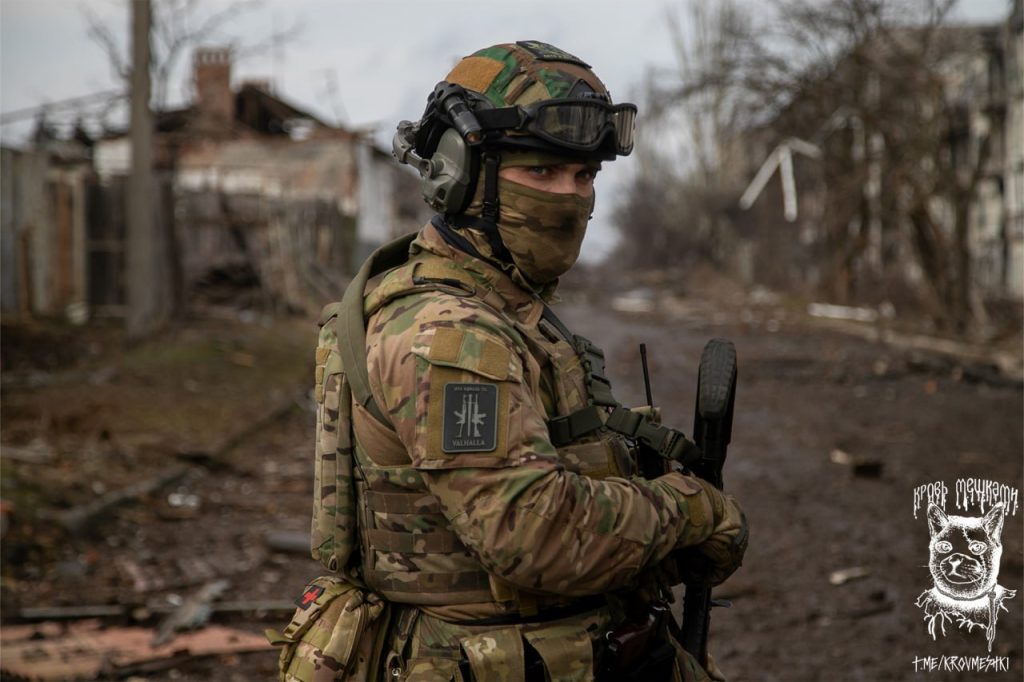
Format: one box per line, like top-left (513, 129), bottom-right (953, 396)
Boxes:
top-left (423, 327), bottom-right (514, 382)
top-left (429, 328), bottom-right (465, 364)
top-left (442, 383), bottom-right (498, 453)
top-left (295, 583), bottom-right (325, 610)
top-left (515, 40), bottom-right (590, 68)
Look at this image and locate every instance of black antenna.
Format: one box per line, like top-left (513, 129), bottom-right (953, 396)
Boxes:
top-left (639, 343), bottom-right (653, 407)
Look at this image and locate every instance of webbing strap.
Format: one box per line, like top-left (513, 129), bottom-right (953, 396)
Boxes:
top-left (339, 234), bottom-right (419, 425)
top-left (481, 151), bottom-right (501, 222)
top-left (540, 304), bottom-right (575, 342)
top-left (474, 151), bottom-right (517, 266)
top-left (605, 407), bottom-right (702, 466)
top-left (474, 107), bottom-right (523, 131)
top-left (548, 405), bottom-right (605, 447)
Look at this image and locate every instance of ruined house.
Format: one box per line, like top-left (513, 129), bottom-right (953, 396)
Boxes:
top-left (1, 47), bottom-right (427, 319)
top-left (0, 137), bottom-right (94, 318)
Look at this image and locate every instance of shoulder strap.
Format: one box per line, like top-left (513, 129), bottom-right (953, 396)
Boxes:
top-left (363, 258), bottom-right (476, 317)
top-left (338, 234), bottom-right (418, 424)
top-left (336, 234), bottom-right (483, 427)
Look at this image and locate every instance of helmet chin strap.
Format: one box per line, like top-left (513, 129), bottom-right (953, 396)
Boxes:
top-left (446, 148), bottom-right (515, 266)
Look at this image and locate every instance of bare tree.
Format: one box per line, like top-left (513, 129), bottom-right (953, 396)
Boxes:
top-left (624, 0), bottom-right (1003, 333)
top-left (616, 1), bottom-right (752, 271)
top-left (84, 0), bottom-right (301, 111)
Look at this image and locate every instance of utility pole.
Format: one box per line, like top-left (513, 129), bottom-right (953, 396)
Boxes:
top-left (127, 0), bottom-right (163, 339)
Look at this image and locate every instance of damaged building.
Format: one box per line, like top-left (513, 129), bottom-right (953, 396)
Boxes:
top-left (1, 47), bottom-right (427, 319)
top-left (734, 4), bottom-right (1023, 313)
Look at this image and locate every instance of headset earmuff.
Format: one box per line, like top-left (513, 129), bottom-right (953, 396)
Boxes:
top-left (418, 128), bottom-right (476, 214)
top-left (394, 82), bottom-right (491, 215)
top-left (455, 141), bottom-right (481, 216)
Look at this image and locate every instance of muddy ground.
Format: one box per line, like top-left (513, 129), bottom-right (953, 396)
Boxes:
top-left (1, 277), bottom-right (1021, 681)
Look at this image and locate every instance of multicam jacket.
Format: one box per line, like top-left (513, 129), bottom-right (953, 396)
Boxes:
top-left (311, 221), bottom-right (720, 680)
top-left (368, 224), bottom-right (715, 665)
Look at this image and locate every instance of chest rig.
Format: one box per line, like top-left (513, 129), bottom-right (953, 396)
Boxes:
top-left (311, 233), bottom-right (698, 619)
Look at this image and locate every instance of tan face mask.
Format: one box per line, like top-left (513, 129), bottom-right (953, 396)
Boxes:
top-left (494, 178), bottom-right (594, 285)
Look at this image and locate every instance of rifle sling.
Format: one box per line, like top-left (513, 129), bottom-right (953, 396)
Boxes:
top-left (547, 406), bottom-right (605, 447)
top-left (540, 303), bottom-right (698, 464)
top-left (546, 398), bottom-right (700, 467)
top-left (605, 407), bottom-right (701, 466)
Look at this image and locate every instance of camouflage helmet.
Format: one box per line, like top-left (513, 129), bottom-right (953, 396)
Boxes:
top-left (392, 40), bottom-right (636, 216)
top-left (416, 40), bottom-right (636, 162)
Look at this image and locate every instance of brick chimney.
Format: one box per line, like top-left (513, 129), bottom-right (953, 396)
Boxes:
top-left (193, 47), bottom-right (233, 122)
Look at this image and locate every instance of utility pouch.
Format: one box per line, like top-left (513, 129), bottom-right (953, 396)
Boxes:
top-left (312, 235), bottom-right (418, 571)
top-left (597, 602), bottom-right (691, 682)
top-left (311, 303), bottom-right (359, 572)
top-left (266, 576), bottom-right (390, 682)
top-left (457, 620), bottom-right (596, 682)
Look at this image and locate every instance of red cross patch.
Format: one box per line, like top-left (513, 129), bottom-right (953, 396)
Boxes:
top-left (295, 584), bottom-right (325, 610)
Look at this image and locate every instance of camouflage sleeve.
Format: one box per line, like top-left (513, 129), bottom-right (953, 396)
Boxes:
top-left (367, 293), bottom-right (721, 597)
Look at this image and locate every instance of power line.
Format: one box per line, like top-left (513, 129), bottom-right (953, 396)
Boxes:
top-left (0, 89), bottom-right (126, 125)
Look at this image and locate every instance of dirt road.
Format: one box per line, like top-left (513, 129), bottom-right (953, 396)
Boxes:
top-left (2, 289), bottom-right (1021, 681)
top-left (561, 293), bottom-right (1022, 682)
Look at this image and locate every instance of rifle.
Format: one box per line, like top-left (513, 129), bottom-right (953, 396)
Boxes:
top-left (680, 338), bottom-right (738, 668)
top-left (601, 339), bottom-right (738, 678)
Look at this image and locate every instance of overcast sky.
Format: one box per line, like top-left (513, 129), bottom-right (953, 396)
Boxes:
top-left (0, 0), bottom-right (1013, 260)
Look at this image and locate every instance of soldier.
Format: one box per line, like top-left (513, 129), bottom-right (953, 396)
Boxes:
top-left (283, 40), bottom-right (748, 682)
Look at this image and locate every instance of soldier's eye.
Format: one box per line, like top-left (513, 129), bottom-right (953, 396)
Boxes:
top-left (969, 541), bottom-right (987, 555)
top-left (935, 541), bottom-right (953, 553)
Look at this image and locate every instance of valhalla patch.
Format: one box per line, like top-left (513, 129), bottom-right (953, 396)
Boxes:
top-left (442, 383), bottom-right (498, 453)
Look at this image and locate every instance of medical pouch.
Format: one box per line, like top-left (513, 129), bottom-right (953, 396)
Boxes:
top-left (266, 576), bottom-right (390, 681)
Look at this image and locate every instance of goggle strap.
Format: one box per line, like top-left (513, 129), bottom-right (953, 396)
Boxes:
top-left (474, 107), bottom-right (523, 131)
top-left (481, 151), bottom-right (501, 221)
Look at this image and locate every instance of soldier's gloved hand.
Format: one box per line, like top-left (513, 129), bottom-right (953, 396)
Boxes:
top-left (677, 648), bottom-right (727, 682)
top-left (676, 479), bottom-right (748, 586)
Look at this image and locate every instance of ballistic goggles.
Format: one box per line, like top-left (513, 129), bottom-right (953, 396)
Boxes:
top-left (472, 98), bottom-right (638, 156)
